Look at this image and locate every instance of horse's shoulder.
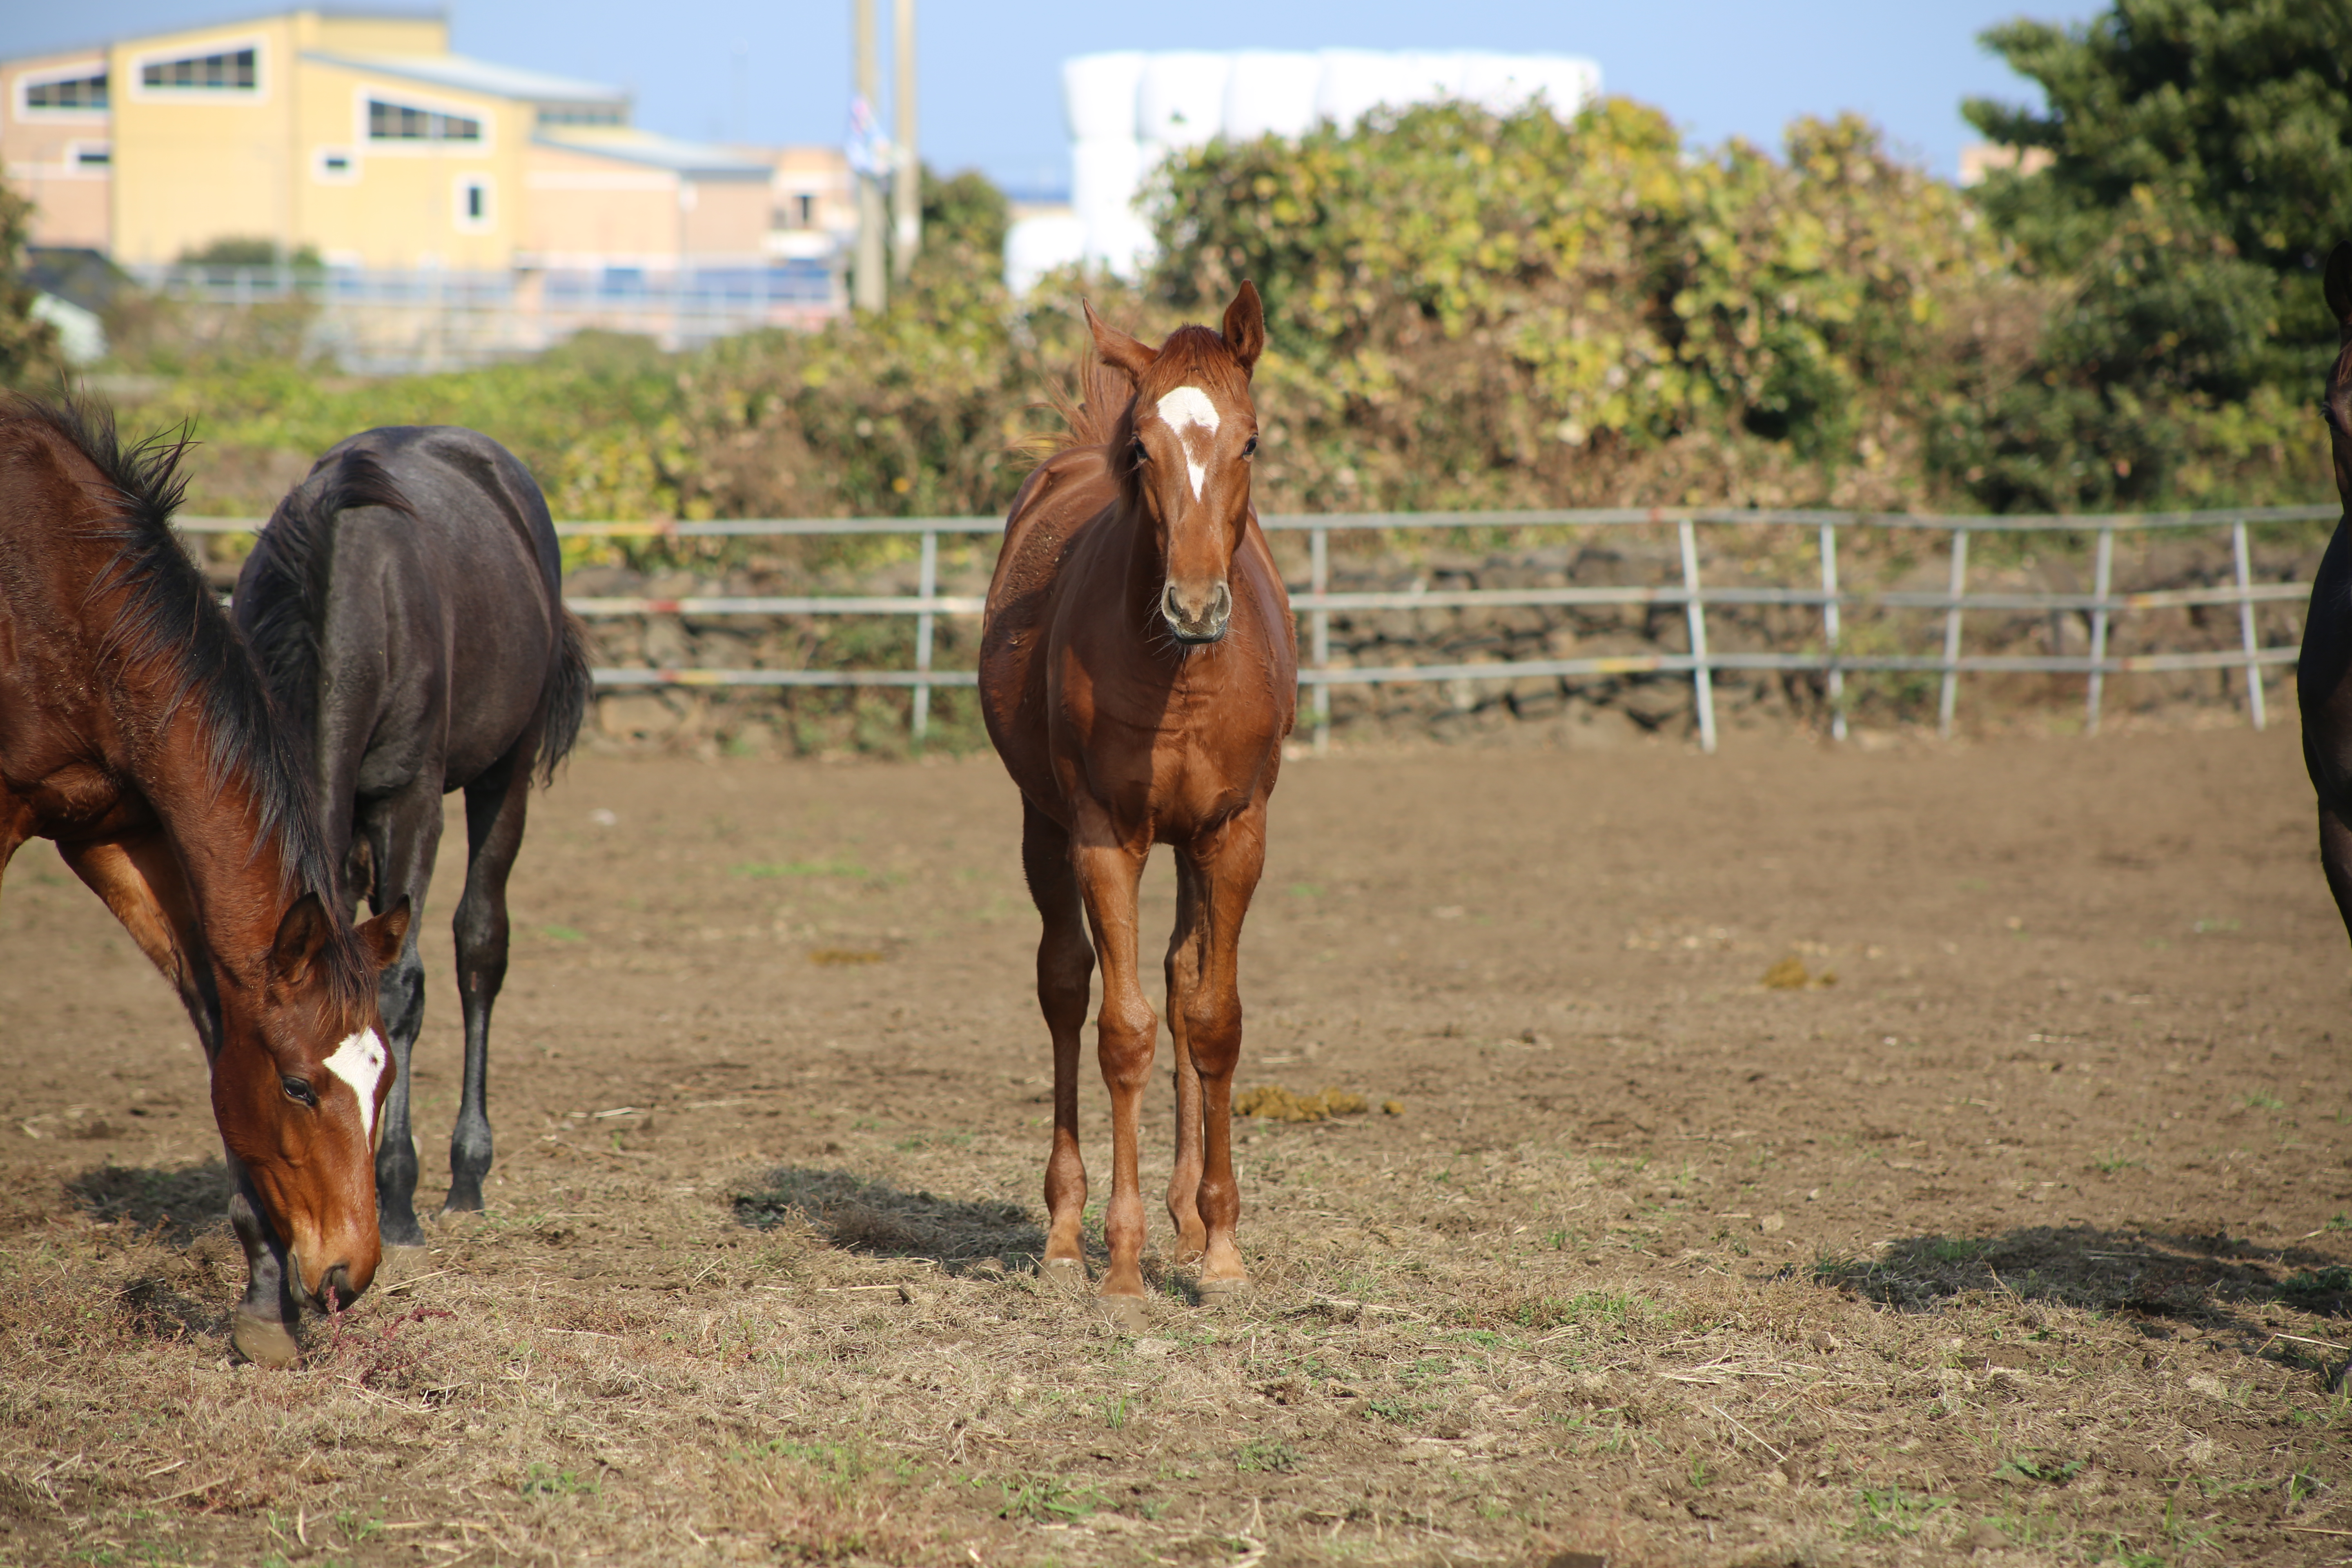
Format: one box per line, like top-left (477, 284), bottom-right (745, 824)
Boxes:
top-left (998, 452), bottom-right (1114, 596)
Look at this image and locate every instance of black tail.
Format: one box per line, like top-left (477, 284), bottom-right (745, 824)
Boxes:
top-left (536, 608), bottom-right (592, 784)
top-left (241, 450), bottom-right (413, 738)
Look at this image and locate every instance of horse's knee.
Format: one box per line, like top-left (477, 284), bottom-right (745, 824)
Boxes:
top-left (1183, 1000), bottom-right (1243, 1078)
top-left (1098, 997), bottom-right (1157, 1088)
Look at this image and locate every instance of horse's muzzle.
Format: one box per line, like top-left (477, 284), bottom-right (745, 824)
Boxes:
top-left (1163, 580), bottom-right (1233, 644)
top-left (316, 1261), bottom-right (364, 1312)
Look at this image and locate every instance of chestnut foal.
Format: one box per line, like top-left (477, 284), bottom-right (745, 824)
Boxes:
top-left (980, 285), bottom-right (1296, 1330)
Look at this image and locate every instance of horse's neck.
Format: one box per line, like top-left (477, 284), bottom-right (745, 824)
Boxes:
top-left (130, 703), bottom-right (305, 984)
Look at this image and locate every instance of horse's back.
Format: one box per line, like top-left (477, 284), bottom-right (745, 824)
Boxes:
top-left (325, 426), bottom-right (560, 588)
top-left (279, 428), bottom-right (567, 790)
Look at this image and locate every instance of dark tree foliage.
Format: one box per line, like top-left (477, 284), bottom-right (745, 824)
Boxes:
top-left (1958, 0), bottom-right (2352, 506)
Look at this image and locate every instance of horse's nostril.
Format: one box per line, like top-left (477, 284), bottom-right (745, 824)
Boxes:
top-left (321, 1262), bottom-right (359, 1310)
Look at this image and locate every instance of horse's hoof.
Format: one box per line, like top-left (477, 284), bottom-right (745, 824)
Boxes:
top-left (378, 1212), bottom-right (428, 1249)
top-left (439, 1189), bottom-right (485, 1216)
top-left (1039, 1256), bottom-right (1087, 1289)
top-left (1099, 1294), bottom-right (1151, 1336)
top-left (1196, 1276), bottom-right (1250, 1310)
top-left (230, 1309), bottom-right (302, 1368)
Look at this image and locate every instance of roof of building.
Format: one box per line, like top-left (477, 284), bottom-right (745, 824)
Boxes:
top-left (302, 49), bottom-right (624, 104)
top-left (2, 8), bottom-right (447, 68)
top-left (532, 126), bottom-right (772, 178)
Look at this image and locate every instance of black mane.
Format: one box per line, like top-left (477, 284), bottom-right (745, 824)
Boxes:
top-left (241, 448), bottom-right (413, 742)
top-left (6, 393), bottom-right (365, 991)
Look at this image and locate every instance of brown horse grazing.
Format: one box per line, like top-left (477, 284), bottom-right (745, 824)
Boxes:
top-left (2305, 243), bottom-right (2352, 955)
top-left (0, 394), bottom-right (410, 1365)
top-left (980, 285), bottom-right (1296, 1330)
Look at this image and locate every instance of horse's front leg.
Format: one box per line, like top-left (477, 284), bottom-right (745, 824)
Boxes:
top-left (1183, 808), bottom-right (1268, 1298)
top-left (368, 784), bottom-right (444, 1247)
top-left (1073, 817), bottom-right (1154, 1330)
top-left (225, 1154), bottom-right (303, 1366)
top-left (1164, 855), bottom-right (1208, 1264)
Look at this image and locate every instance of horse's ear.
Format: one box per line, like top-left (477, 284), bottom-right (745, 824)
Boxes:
top-left (356, 896), bottom-right (412, 972)
top-left (1083, 298), bottom-right (1158, 385)
top-left (2327, 243), bottom-right (2352, 329)
top-left (1222, 281), bottom-right (1265, 375)
top-left (268, 893), bottom-right (334, 987)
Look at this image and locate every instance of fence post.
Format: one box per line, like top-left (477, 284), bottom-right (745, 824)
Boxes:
top-left (1310, 524), bottom-right (1331, 755)
top-left (911, 528), bottom-right (937, 745)
top-left (2085, 527), bottom-right (2114, 736)
top-left (1938, 527), bottom-right (1970, 739)
top-left (1678, 519), bottom-right (1717, 754)
top-left (1818, 522), bottom-right (1845, 743)
top-left (2233, 518), bottom-right (2266, 732)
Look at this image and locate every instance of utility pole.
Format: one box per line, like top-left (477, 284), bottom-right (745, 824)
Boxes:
top-left (851, 0), bottom-right (886, 312)
top-left (891, 0), bottom-right (918, 280)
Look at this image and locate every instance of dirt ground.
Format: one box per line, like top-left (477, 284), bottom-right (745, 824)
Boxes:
top-left (3, 715), bottom-right (2351, 1567)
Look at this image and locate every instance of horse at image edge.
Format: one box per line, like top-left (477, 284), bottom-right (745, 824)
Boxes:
top-left (0, 393), bottom-right (410, 1365)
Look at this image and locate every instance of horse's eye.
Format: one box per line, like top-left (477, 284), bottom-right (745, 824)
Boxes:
top-left (1242, 436), bottom-right (1258, 458)
top-left (281, 1075), bottom-right (318, 1108)
top-left (1129, 439), bottom-right (1147, 465)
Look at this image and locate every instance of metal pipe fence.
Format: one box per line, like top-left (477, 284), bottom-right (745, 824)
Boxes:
top-left (177, 503), bottom-right (2340, 753)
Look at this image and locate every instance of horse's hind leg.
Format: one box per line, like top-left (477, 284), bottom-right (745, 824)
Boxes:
top-left (445, 744), bottom-right (532, 1214)
top-left (1164, 856), bottom-right (1209, 1264)
top-left (368, 785), bottom-right (444, 1247)
top-left (1022, 799), bottom-right (1094, 1282)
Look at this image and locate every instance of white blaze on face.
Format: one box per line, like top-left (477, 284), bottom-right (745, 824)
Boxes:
top-left (1154, 385), bottom-right (1222, 501)
top-left (322, 1029), bottom-right (387, 1143)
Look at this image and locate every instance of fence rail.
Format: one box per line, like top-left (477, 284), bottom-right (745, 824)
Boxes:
top-left (177, 503), bottom-right (2341, 753)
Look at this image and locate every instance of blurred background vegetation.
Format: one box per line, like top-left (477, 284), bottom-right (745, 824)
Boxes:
top-left (1, 0), bottom-right (2343, 530)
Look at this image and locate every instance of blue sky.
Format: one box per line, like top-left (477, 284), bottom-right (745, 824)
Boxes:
top-left (11, 2), bottom-right (2099, 193)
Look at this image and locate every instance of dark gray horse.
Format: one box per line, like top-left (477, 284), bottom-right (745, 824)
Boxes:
top-left (237, 427), bottom-right (590, 1244)
top-left (2306, 246), bottom-right (2352, 952)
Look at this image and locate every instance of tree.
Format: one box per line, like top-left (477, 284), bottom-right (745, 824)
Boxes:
top-left (1956, 0), bottom-right (2352, 504)
top-left (0, 183), bottom-right (61, 387)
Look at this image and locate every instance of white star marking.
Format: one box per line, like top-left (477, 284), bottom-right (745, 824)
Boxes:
top-left (1154, 385), bottom-right (1221, 500)
top-left (322, 1029), bottom-right (387, 1141)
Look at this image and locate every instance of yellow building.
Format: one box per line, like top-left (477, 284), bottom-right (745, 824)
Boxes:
top-left (1, 7), bottom-right (851, 277)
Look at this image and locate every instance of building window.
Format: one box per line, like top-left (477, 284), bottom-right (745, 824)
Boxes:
top-left (535, 104), bottom-right (621, 126)
top-left (314, 146), bottom-right (356, 183)
top-left (774, 193), bottom-right (816, 229)
top-left (23, 70), bottom-right (108, 111)
top-left (74, 145), bottom-right (110, 167)
top-left (453, 175), bottom-right (492, 232)
top-left (369, 98), bottom-right (480, 143)
top-left (141, 48), bottom-right (256, 91)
